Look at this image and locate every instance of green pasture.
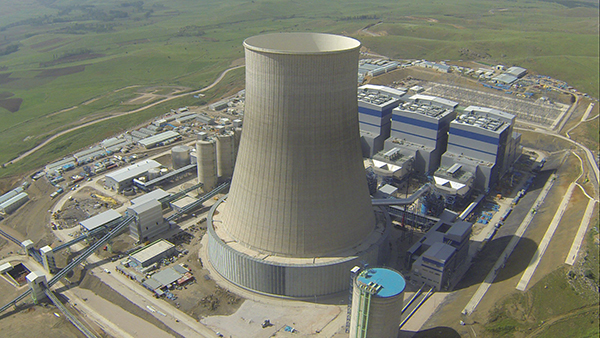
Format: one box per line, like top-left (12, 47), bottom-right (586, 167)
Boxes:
top-left (0, 0), bottom-right (598, 177)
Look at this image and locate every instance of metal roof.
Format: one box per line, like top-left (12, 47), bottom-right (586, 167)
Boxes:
top-left (129, 199), bottom-right (161, 214)
top-left (151, 267), bottom-right (184, 287)
top-left (130, 189), bottom-right (170, 205)
top-left (79, 209), bottom-right (121, 231)
top-left (423, 242), bottom-right (456, 263)
top-left (492, 73), bottom-right (518, 84)
top-left (106, 159), bottom-right (160, 184)
top-left (138, 131), bottom-right (180, 147)
top-left (130, 239), bottom-right (174, 265)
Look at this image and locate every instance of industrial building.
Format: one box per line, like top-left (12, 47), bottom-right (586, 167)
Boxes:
top-left (349, 267), bottom-right (406, 338)
top-left (129, 239), bottom-right (175, 268)
top-left (138, 131), bottom-right (181, 149)
top-left (130, 188), bottom-right (170, 207)
top-left (127, 199), bottom-right (165, 242)
top-left (357, 85), bottom-right (404, 157)
top-left (441, 106), bottom-right (521, 191)
top-left (79, 209), bottom-right (122, 233)
top-left (506, 66), bottom-right (527, 78)
top-left (0, 191), bottom-right (29, 214)
top-left (384, 94), bottom-right (458, 174)
top-left (207, 32), bottom-right (387, 297)
top-left (104, 159), bottom-right (161, 191)
top-left (407, 213), bottom-right (471, 290)
top-left (45, 157), bottom-right (77, 174)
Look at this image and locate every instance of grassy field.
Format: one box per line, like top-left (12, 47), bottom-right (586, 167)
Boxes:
top-left (0, 0), bottom-right (598, 177)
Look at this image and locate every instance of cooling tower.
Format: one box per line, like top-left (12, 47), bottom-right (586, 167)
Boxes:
top-left (207, 32), bottom-right (388, 297)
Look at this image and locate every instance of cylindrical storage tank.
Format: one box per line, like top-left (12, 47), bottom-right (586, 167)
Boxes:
top-left (349, 268), bottom-right (406, 338)
top-left (216, 131), bottom-right (235, 179)
top-left (197, 135), bottom-right (218, 191)
top-left (219, 32), bottom-right (375, 257)
top-left (171, 145), bottom-right (191, 169)
top-left (147, 168), bottom-right (160, 180)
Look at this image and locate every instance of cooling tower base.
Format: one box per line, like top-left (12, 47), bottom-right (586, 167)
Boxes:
top-left (207, 196), bottom-right (390, 297)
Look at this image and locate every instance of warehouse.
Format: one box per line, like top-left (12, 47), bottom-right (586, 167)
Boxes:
top-left (45, 157), bottom-right (77, 173)
top-left (129, 239), bottom-right (175, 268)
top-left (138, 131), bottom-right (181, 149)
top-left (104, 159), bottom-right (161, 191)
top-left (79, 209), bottom-right (122, 233)
top-left (0, 192), bottom-right (29, 214)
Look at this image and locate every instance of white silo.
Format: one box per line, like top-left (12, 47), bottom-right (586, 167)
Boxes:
top-left (216, 131), bottom-right (235, 179)
top-left (147, 168), bottom-right (161, 180)
top-left (196, 133), bottom-right (218, 191)
top-left (349, 267), bottom-right (406, 338)
top-left (207, 33), bottom-right (387, 297)
top-left (172, 145), bottom-right (191, 169)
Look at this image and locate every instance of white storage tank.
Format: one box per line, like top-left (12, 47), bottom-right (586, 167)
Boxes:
top-left (196, 133), bottom-right (218, 191)
top-left (349, 267), bottom-right (406, 338)
top-left (171, 145), bottom-right (191, 169)
top-left (216, 131), bottom-right (235, 179)
top-left (147, 168), bottom-right (160, 181)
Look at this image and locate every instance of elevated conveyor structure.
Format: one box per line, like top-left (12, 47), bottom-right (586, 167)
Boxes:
top-left (158, 182), bottom-right (203, 204)
top-left (45, 289), bottom-right (99, 338)
top-left (52, 216), bottom-right (125, 253)
top-left (0, 216), bottom-right (134, 315)
top-left (166, 182), bottom-right (229, 222)
top-left (0, 229), bottom-right (21, 246)
top-left (371, 184), bottom-right (431, 206)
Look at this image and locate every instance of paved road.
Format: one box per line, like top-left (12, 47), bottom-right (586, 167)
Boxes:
top-left (7, 65), bottom-right (244, 166)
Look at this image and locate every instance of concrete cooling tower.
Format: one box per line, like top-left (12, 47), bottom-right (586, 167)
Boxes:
top-left (207, 32), bottom-right (389, 297)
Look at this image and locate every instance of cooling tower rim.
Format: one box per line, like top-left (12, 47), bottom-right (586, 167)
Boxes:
top-left (243, 32), bottom-right (361, 55)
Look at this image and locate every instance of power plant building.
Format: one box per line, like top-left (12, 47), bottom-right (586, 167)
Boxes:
top-left (349, 267), bottom-right (406, 338)
top-left (207, 33), bottom-right (387, 297)
top-left (441, 106), bottom-right (520, 191)
top-left (129, 239), bottom-right (175, 268)
top-left (384, 94), bottom-right (457, 174)
top-left (357, 85), bottom-right (404, 157)
top-left (407, 215), bottom-right (471, 290)
top-left (127, 199), bottom-right (165, 242)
